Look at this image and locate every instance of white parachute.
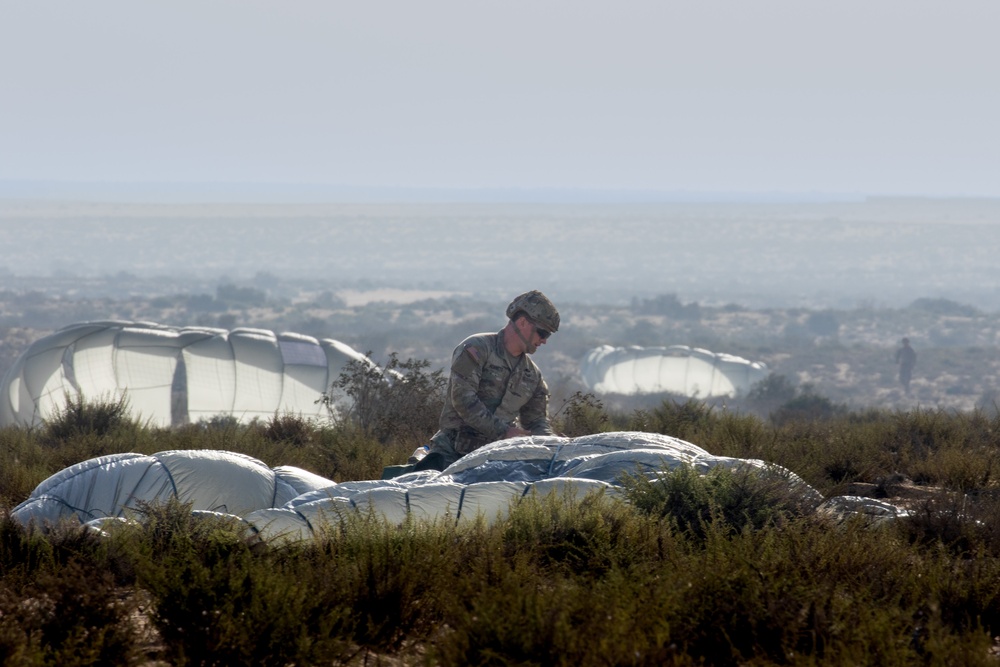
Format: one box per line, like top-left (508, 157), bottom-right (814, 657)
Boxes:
top-left (10, 432), bottom-right (903, 543)
top-left (580, 345), bottom-right (770, 398)
top-left (0, 321), bottom-right (373, 428)
top-left (11, 432), bottom-right (838, 542)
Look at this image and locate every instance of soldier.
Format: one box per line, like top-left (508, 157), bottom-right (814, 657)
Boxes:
top-left (412, 290), bottom-right (559, 472)
top-left (895, 337), bottom-right (917, 394)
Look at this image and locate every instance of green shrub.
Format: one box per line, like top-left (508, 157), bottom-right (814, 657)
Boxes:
top-left (0, 428), bottom-right (55, 509)
top-left (43, 393), bottom-right (138, 443)
top-left (320, 353), bottom-right (446, 447)
top-left (130, 499), bottom-right (354, 667)
top-left (745, 372), bottom-right (797, 413)
top-left (314, 510), bottom-right (454, 654)
top-left (9, 396), bottom-right (1000, 663)
top-left (640, 399), bottom-right (718, 442)
top-left (0, 517), bottom-right (144, 666)
top-left (771, 385), bottom-right (848, 426)
top-left (501, 488), bottom-right (655, 577)
top-left (622, 464), bottom-right (816, 539)
top-left (309, 423), bottom-right (399, 482)
top-left (256, 412), bottom-right (315, 447)
top-left (552, 391), bottom-right (610, 437)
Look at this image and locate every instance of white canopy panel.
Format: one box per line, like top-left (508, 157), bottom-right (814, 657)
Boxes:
top-left (0, 321), bottom-right (373, 428)
top-left (580, 345), bottom-right (770, 398)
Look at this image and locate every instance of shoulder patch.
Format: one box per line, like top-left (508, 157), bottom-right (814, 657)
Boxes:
top-left (465, 346), bottom-right (480, 362)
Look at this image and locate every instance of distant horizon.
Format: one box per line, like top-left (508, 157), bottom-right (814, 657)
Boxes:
top-left (0, 179), bottom-right (978, 205)
top-left (3, 199), bottom-right (1000, 312)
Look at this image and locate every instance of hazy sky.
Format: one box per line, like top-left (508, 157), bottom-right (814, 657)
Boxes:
top-left (2, 1), bottom-right (998, 198)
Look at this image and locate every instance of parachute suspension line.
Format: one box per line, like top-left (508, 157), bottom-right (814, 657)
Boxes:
top-left (547, 442), bottom-right (568, 477)
top-left (297, 509), bottom-right (315, 534)
top-left (269, 475), bottom-right (279, 509)
top-left (158, 456), bottom-right (182, 500)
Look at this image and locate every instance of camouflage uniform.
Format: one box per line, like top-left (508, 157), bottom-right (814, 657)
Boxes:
top-left (427, 328), bottom-right (554, 466)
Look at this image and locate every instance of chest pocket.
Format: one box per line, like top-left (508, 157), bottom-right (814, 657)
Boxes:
top-left (495, 366), bottom-right (537, 422)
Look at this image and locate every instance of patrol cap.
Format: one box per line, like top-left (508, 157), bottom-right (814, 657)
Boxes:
top-left (506, 290), bottom-right (560, 333)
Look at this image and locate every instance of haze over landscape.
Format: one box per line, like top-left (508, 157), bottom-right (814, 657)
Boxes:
top-left (3, 1), bottom-right (997, 303)
top-left (1, 198), bottom-right (999, 311)
top-left (2, 1), bottom-right (998, 415)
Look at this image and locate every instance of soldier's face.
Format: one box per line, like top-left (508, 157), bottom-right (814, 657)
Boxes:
top-left (524, 318), bottom-right (549, 354)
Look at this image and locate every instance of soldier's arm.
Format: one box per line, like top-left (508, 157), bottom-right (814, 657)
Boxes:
top-left (519, 376), bottom-right (555, 435)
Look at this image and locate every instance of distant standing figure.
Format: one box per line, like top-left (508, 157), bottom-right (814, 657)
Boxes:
top-left (895, 338), bottom-right (917, 394)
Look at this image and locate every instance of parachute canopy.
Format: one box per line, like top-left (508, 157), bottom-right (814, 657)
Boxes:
top-left (580, 344), bottom-right (769, 398)
top-left (12, 432), bottom-right (835, 542)
top-left (11, 432), bottom-right (903, 543)
top-left (0, 321), bottom-right (373, 428)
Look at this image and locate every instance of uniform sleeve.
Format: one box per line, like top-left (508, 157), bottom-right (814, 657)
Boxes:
top-left (519, 375), bottom-right (554, 435)
top-left (449, 342), bottom-right (510, 439)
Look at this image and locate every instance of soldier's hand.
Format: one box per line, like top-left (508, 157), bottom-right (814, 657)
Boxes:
top-left (505, 426), bottom-right (531, 439)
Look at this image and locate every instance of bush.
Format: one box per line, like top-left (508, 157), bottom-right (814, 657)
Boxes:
top-left (771, 385), bottom-right (848, 426)
top-left (43, 393), bottom-right (138, 443)
top-left (257, 413), bottom-right (315, 447)
top-left (130, 500), bottom-right (354, 666)
top-left (319, 353), bottom-right (446, 447)
top-left (746, 373), bottom-right (798, 415)
top-left (0, 516), bottom-right (145, 666)
top-left (552, 391), bottom-right (610, 437)
top-left (642, 399), bottom-right (718, 442)
top-left (0, 560), bottom-right (142, 666)
top-left (622, 463), bottom-right (816, 539)
top-left (11, 389), bottom-right (1000, 663)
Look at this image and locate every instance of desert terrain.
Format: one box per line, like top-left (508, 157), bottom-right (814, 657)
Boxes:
top-left (2, 197), bottom-right (999, 417)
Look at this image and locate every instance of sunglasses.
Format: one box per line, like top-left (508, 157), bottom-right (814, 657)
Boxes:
top-left (533, 324), bottom-right (552, 340)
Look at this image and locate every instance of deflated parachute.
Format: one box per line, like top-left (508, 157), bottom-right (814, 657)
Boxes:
top-left (9, 450), bottom-right (336, 526)
top-left (0, 321), bottom-right (373, 428)
top-left (580, 345), bottom-right (769, 398)
top-left (11, 431), bottom-right (889, 545)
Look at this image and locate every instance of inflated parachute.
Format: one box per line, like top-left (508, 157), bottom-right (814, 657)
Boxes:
top-left (11, 431), bottom-right (905, 543)
top-left (580, 345), bottom-right (769, 398)
top-left (0, 321), bottom-right (373, 428)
